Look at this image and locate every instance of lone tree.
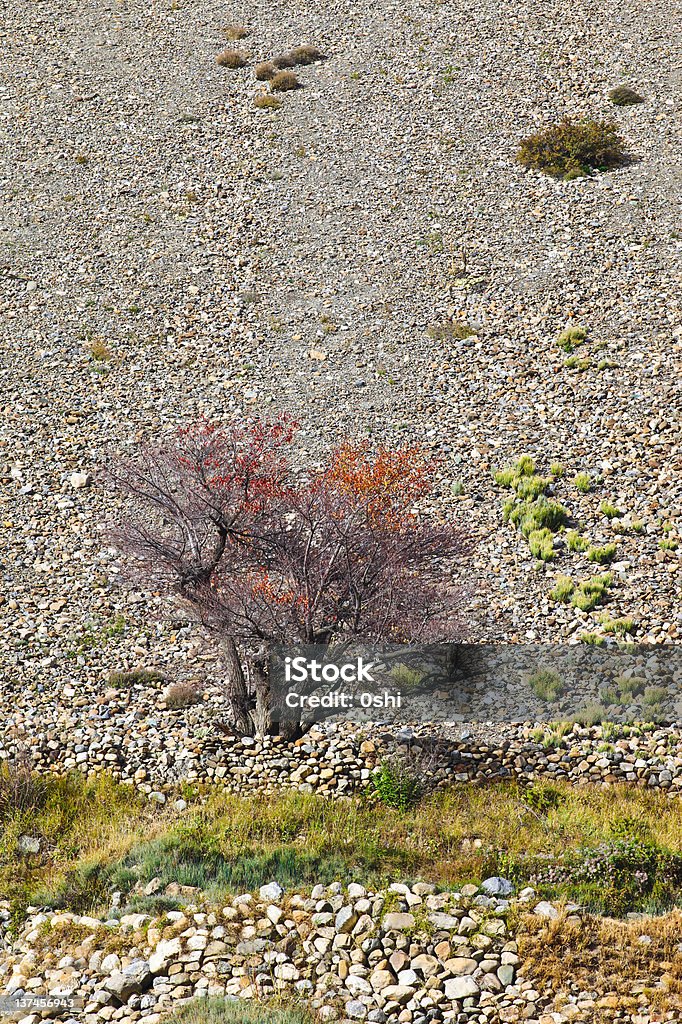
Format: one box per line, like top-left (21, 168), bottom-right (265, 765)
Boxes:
top-left (109, 418), bottom-right (468, 736)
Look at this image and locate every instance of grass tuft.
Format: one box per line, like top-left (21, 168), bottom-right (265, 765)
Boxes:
top-left (270, 71), bottom-right (300, 92)
top-left (216, 50), bottom-right (248, 69)
top-left (609, 85), bottom-right (644, 106)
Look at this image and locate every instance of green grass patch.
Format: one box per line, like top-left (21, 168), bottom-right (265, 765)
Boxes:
top-left (166, 997), bottom-right (313, 1024)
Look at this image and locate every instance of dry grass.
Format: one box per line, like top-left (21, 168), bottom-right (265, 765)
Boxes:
top-left (215, 49), bottom-right (248, 69)
top-left (289, 45), bottom-right (324, 65)
top-left (270, 71), bottom-right (300, 92)
top-left (519, 909), bottom-right (682, 1016)
top-left (255, 61), bottom-right (277, 81)
top-left (272, 53), bottom-right (297, 69)
top-left (88, 339), bottom-right (113, 362)
top-left (164, 681), bottom-right (201, 709)
top-left (221, 24), bottom-right (250, 41)
top-left (254, 94), bottom-right (282, 110)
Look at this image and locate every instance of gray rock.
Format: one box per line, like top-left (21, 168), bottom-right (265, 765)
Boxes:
top-left (481, 876), bottom-right (513, 897)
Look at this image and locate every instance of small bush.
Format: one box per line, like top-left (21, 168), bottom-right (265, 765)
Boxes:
top-left (571, 703), bottom-right (608, 727)
top-left (609, 85), bottom-right (644, 106)
top-left (166, 997), bottom-right (313, 1024)
top-left (0, 755), bottom-right (47, 819)
top-left (427, 321), bottom-right (475, 341)
top-left (550, 575), bottom-right (574, 603)
top-left (557, 326), bottom-right (587, 352)
top-left (566, 530), bottom-right (589, 553)
top-left (270, 71), bottom-right (300, 92)
top-left (222, 25), bottom-right (250, 41)
top-left (372, 758), bottom-right (422, 811)
top-left (108, 668), bottom-right (165, 688)
top-left (528, 528), bottom-right (555, 561)
top-left (522, 784), bottom-right (564, 815)
top-left (254, 94), bottom-right (282, 109)
top-left (506, 495), bottom-right (569, 536)
top-left (289, 45), bottom-right (324, 65)
top-left (216, 50), bottom-right (248, 69)
top-left (272, 53), bottom-right (297, 69)
top-left (528, 668), bottom-right (563, 702)
top-left (580, 632), bottom-right (605, 646)
top-left (165, 682), bottom-right (201, 709)
top-left (530, 837), bottom-right (682, 916)
top-left (517, 117), bottom-right (628, 179)
top-left (587, 543), bottom-right (617, 564)
top-left (573, 472), bottom-right (592, 493)
top-left (571, 573), bottom-right (613, 612)
top-left (255, 61), bottom-right (276, 81)
top-left (89, 340), bottom-right (113, 362)
top-left (599, 615), bottom-right (636, 636)
top-left (600, 500), bottom-right (623, 519)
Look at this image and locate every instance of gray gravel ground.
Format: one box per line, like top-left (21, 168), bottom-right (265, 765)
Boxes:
top-left (1, 0), bottom-right (681, 694)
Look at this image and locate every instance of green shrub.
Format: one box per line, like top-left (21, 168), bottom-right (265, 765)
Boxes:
top-left (528, 668), bottom-right (564, 702)
top-left (571, 573), bottom-right (613, 611)
top-left (557, 326), bottom-right (587, 352)
top-left (505, 495), bottom-right (569, 536)
top-left (599, 615), bottom-right (636, 635)
top-left (550, 575), bottom-right (574, 603)
top-left (600, 501), bottom-right (623, 519)
top-left (587, 543), bottom-right (617, 564)
top-left (517, 117), bottom-right (628, 179)
top-left (108, 668), bottom-right (165, 688)
top-left (521, 784), bottom-right (564, 815)
top-left (566, 530), bottom-right (589, 552)
top-left (580, 632), bottom-right (605, 646)
top-left (528, 528), bottom-right (555, 561)
top-left (529, 837), bottom-right (682, 916)
top-left (573, 472), bottom-right (592, 493)
top-left (608, 85), bottom-right (644, 106)
top-left (372, 757), bottom-right (422, 811)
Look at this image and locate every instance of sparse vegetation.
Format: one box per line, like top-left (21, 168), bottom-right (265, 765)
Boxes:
top-left (270, 71), bottom-right (300, 92)
top-left (255, 61), bottom-right (276, 81)
top-left (557, 325), bottom-right (587, 352)
top-left (573, 471), bottom-right (592, 493)
top-left (587, 543), bottom-right (617, 564)
top-left (528, 527), bottom-right (555, 561)
top-left (216, 50), bottom-right (248, 69)
top-left (254, 94), bottom-right (282, 109)
top-left (517, 117), bottom-right (628, 179)
top-left (528, 668), bottom-right (564, 702)
top-left (221, 25), bottom-right (250, 41)
top-left (609, 85), bottom-right (644, 106)
top-left (571, 573), bottom-right (613, 612)
top-left (108, 668), bottom-right (166, 688)
top-left (8, 773), bottom-right (682, 925)
top-left (289, 45), bottom-right (324, 65)
top-left (164, 682), bottom-right (201, 709)
top-left (88, 339), bottom-right (113, 362)
top-left (272, 54), bottom-right (298, 70)
top-left (600, 500), bottom-right (623, 519)
top-left (167, 1000), bottom-right (313, 1024)
top-left (566, 529), bottom-right (589, 552)
top-left (599, 615), bottom-right (636, 636)
top-left (550, 575), bottom-right (574, 603)
top-left (427, 321), bottom-right (475, 340)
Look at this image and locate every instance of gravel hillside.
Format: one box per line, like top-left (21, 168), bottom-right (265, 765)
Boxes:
top-left (1, 0), bottom-right (681, 693)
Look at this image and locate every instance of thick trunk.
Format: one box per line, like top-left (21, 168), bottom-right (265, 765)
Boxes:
top-left (250, 656), bottom-right (273, 737)
top-left (222, 637), bottom-right (253, 736)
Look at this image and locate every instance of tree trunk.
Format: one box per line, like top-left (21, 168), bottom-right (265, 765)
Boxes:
top-left (249, 655), bottom-right (273, 737)
top-left (221, 638), bottom-right (253, 736)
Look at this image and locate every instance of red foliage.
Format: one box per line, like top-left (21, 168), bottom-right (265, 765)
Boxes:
top-left (108, 418), bottom-right (469, 731)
